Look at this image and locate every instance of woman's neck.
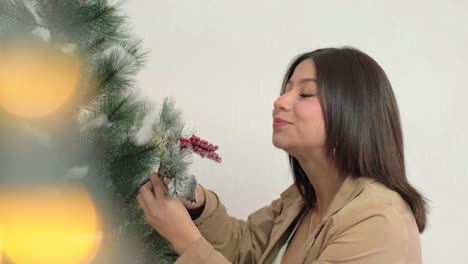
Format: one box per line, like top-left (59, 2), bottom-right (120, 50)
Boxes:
top-left (295, 151), bottom-right (345, 217)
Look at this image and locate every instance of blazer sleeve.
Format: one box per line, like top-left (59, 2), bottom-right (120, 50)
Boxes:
top-left (176, 185), bottom-right (290, 264)
top-left (311, 206), bottom-right (414, 264)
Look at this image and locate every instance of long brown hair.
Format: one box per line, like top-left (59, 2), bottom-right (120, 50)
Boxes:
top-left (281, 47), bottom-right (428, 233)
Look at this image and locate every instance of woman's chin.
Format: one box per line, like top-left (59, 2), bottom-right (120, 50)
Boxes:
top-left (272, 138), bottom-right (282, 149)
top-left (272, 143), bottom-right (283, 150)
top-left (272, 138), bottom-right (288, 151)
top-left (272, 139), bottom-right (298, 157)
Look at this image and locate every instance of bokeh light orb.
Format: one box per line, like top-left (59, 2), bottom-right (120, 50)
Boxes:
top-left (0, 184), bottom-right (102, 264)
top-left (0, 43), bottom-right (80, 118)
top-left (0, 228), bottom-right (3, 264)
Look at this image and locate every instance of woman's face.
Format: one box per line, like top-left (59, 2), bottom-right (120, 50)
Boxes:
top-left (272, 59), bottom-right (326, 158)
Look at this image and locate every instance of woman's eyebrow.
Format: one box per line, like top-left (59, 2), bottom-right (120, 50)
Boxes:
top-left (287, 78), bottom-right (317, 85)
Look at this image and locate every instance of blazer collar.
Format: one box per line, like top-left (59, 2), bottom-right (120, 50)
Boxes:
top-left (259, 185), bottom-right (304, 264)
top-left (322, 176), bottom-right (376, 221)
top-left (302, 176), bottom-right (377, 263)
top-left (260, 176), bottom-right (376, 264)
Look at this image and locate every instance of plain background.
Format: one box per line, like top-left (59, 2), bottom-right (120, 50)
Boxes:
top-left (124, 1), bottom-right (468, 263)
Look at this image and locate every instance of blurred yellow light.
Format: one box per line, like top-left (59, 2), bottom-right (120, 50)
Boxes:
top-left (0, 185), bottom-right (102, 264)
top-left (0, 229), bottom-right (3, 264)
top-left (0, 43), bottom-right (80, 118)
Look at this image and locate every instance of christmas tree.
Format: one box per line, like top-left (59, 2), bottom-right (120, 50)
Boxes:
top-left (0, 1), bottom-right (221, 263)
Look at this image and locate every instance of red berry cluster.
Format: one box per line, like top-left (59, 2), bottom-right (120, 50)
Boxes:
top-left (179, 135), bottom-right (222, 163)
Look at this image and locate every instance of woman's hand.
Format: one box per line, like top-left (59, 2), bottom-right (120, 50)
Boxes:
top-left (180, 182), bottom-right (206, 210)
top-left (157, 166), bottom-right (206, 210)
top-left (137, 171), bottom-right (202, 255)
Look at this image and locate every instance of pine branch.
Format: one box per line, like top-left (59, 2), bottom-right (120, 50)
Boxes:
top-left (108, 98), bottom-right (127, 122)
top-left (2, 1), bottom-right (209, 263)
top-left (0, 0), bottom-right (44, 30)
top-left (117, 145), bottom-right (157, 163)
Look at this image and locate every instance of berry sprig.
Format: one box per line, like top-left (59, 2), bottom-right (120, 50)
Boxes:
top-left (180, 135), bottom-right (222, 163)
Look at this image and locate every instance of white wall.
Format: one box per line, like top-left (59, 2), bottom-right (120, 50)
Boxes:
top-left (124, 1), bottom-right (468, 263)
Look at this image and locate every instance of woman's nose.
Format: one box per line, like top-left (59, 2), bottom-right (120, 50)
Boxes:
top-left (273, 93), bottom-right (290, 111)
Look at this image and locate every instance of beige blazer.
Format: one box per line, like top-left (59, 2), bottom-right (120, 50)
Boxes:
top-left (176, 176), bottom-right (422, 263)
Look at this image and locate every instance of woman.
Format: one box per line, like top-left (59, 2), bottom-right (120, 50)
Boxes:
top-left (137, 47), bottom-right (428, 263)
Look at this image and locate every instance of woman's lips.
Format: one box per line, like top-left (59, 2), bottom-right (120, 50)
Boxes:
top-left (273, 122), bottom-right (290, 128)
top-left (273, 118), bottom-right (291, 128)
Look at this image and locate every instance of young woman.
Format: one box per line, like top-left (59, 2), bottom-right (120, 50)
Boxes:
top-left (137, 47), bottom-right (428, 264)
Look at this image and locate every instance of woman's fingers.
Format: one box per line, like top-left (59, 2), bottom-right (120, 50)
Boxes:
top-left (149, 171), bottom-right (158, 187)
top-left (139, 181), bottom-right (156, 205)
top-left (150, 172), bottom-right (162, 193)
top-left (150, 171), bottom-right (170, 194)
top-left (136, 170), bottom-right (203, 255)
top-left (161, 176), bottom-right (170, 192)
top-left (136, 193), bottom-right (148, 212)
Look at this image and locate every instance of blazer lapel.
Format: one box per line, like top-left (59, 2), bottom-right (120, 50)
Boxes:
top-left (323, 176), bottom-right (375, 219)
top-left (301, 176), bottom-right (377, 263)
top-left (259, 189), bottom-right (304, 264)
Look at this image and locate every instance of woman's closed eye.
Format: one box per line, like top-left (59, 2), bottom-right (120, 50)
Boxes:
top-left (300, 93), bottom-right (318, 98)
